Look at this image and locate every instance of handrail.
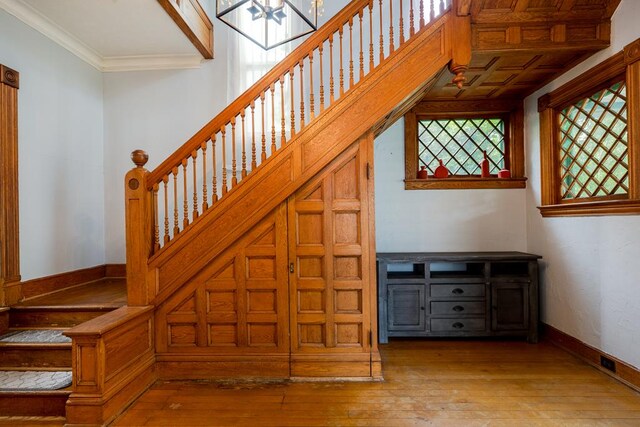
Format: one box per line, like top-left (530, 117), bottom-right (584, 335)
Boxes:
top-left (137, 0), bottom-right (451, 254)
top-left (148, 0), bottom-right (370, 186)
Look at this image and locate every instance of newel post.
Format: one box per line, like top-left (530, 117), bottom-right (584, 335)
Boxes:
top-left (125, 150), bottom-right (153, 306)
top-left (449, 0), bottom-right (472, 89)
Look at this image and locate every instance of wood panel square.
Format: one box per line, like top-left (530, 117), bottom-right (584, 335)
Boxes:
top-left (246, 257), bottom-right (276, 279)
top-left (247, 290), bottom-right (277, 313)
top-left (334, 212), bottom-right (360, 244)
top-left (209, 324), bottom-right (238, 346)
top-left (298, 324), bottom-right (325, 346)
top-left (297, 213), bottom-right (323, 245)
top-left (333, 157), bottom-right (359, 200)
top-left (335, 323), bottom-right (362, 347)
top-left (248, 323), bottom-right (277, 346)
top-left (298, 290), bottom-right (325, 313)
top-left (208, 291), bottom-right (236, 312)
top-left (168, 324), bottom-right (197, 346)
top-left (298, 257), bottom-right (323, 278)
top-left (334, 257), bottom-right (362, 279)
top-left (335, 289), bottom-right (362, 313)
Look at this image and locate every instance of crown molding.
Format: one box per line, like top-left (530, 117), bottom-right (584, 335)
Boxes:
top-left (0, 0), bottom-right (204, 72)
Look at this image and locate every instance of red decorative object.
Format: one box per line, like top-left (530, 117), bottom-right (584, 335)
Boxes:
top-left (434, 159), bottom-right (449, 179)
top-left (480, 150), bottom-right (490, 178)
top-left (417, 166), bottom-right (428, 179)
top-left (498, 169), bottom-right (511, 179)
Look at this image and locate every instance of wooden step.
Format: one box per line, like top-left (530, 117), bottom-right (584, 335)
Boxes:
top-left (8, 306), bottom-right (116, 328)
top-left (0, 390), bottom-right (70, 417)
top-left (0, 343), bottom-right (71, 368)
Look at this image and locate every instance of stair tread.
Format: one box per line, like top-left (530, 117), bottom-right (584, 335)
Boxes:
top-left (0, 329), bottom-right (71, 344)
top-left (0, 371), bottom-right (72, 391)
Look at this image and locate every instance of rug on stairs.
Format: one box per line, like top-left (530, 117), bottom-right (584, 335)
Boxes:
top-left (0, 329), bottom-right (71, 343)
top-left (0, 371), bottom-right (72, 390)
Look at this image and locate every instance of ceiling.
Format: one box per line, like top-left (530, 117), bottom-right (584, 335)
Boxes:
top-left (0, 0), bottom-right (206, 72)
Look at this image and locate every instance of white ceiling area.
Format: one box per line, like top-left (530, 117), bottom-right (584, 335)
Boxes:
top-left (0, 0), bottom-right (206, 72)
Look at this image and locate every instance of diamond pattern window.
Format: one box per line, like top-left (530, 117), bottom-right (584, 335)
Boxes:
top-left (418, 118), bottom-right (507, 176)
top-left (537, 37), bottom-right (640, 217)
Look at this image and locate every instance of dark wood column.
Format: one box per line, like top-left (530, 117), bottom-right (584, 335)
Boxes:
top-left (0, 64), bottom-right (21, 306)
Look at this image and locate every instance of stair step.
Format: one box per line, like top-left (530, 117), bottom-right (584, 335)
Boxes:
top-left (9, 306), bottom-right (115, 328)
top-left (0, 390), bottom-right (70, 417)
top-left (0, 328), bottom-right (71, 343)
top-left (0, 343), bottom-right (71, 369)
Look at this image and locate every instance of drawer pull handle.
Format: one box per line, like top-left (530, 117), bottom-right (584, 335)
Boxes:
top-left (452, 288), bottom-right (464, 295)
top-left (452, 305), bottom-right (464, 312)
top-left (452, 322), bottom-right (464, 329)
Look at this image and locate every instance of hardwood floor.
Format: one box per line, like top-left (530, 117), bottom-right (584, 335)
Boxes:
top-left (16, 278), bottom-right (126, 308)
top-left (110, 339), bottom-right (640, 426)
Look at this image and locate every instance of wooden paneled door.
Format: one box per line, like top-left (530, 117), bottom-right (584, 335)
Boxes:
top-left (288, 134), bottom-right (380, 378)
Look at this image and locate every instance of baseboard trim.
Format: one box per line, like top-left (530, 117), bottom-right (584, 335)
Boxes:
top-left (543, 323), bottom-right (640, 392)
top-left (20, 264), bottom-right (126, 300)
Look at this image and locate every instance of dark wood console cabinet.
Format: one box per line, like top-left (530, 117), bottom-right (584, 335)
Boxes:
top-left (377, 252), bottom-right (541, 343)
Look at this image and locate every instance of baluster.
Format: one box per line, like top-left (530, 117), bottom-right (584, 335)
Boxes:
top-left (290, 69), bottom-right (296, 136)
top-left (410, 0), bottom-right (415, 36)
top-left (280, 77), bottom-right (286, 143)
top-left (221, 126), bottom-right (228, 195)
top-left (329, 34), bottom-right (335, 103)
top-left (172, 168), bottom-right (179, 236)
top-left (369, 1), bottom-right (375, 70)
top-left (270, 83), bottom-right (276, 153)
top-left (440, 0), bottom-right (445, 16)
top-left (379, 0), bottom-right (384, 62)
top-left (250, 102), bottom-right (257, 170)
top-left (430, 0), bottom-right (435, 21)
top-left (348, 18), bottom-right (354, 88)
top-left (153, 183), bottom-right (160, 251)
top-left (260, 93), bottom-right (266, 161)
top-left (231, 117), bottom-right (237, 187)
top-left (164, 175), bottom-right (171, 244)
top-left (400, 0), bottom-right (405, 44)
top-left (241, 111), bottom-right (247, 178)
top-left (201, 141), bottom-right (208, 211)
top-left (299, 60), bottom-right (305, 127)
top-left (319, 45), bottom-right (325, 112)
top-left (420, 0), bottom-right (425, 27)
top-left (212, 134), bottom-right (218, 203)
top-left (182, 159), bottom-right (189, 228)
top-left (389, 0), bottom-right (395, 53)
top-left (359, 11), bottom-right (365, 79)
top-left (339, 27), bottom-right (345, 95)
top-left (309, 51), bottom-right (315, 120)
top-left (192, 151), bottom-right (198, 221)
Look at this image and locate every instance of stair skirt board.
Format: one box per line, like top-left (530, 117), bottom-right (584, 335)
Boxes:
top-left (0, 330), bottom-right (71, 343)
top-left (0, 371), bottom-right (72, 391)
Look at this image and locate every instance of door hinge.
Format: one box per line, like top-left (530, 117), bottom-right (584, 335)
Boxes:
top-left (366, 162), bottom-right (371, 180)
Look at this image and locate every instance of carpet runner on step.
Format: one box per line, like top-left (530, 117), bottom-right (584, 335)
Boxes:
top-left (0, 371), bottom-right (72, 390)
top-left (0, 329), bottom-right (71, 343)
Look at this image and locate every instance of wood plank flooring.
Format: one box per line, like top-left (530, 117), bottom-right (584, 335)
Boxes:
top-left (16, 278), bottom-right (126, 308)
top-left (111, 339), bottom-right (640, 426)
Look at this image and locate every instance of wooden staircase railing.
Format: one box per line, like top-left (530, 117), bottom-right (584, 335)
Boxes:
top-left (146, 0), bottom-right (450, 251)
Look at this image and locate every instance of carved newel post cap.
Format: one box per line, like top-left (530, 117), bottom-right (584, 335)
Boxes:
top-left (131, 150), bottom-right (149, 168)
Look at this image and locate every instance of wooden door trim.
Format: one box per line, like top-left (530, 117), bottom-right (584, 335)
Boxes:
top-left (0, 64), bottom-right (21, 306)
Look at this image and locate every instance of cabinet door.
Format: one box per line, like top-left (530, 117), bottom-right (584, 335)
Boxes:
top-left (491, 282), bottom-right (529, 331)
top-left (387, 284), bottom-right (426, 332)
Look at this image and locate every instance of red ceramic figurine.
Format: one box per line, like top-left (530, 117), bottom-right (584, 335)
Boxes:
top-left (434, 159), bottom-right (449, 178)
top-left (417, 166), bottom-right (428, 179)
top-left (480, 150), bottom-right (490, 178)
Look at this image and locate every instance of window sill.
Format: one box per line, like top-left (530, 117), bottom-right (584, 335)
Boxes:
top-left (404, 177), bottom-right (527, 190)
top-left (538, 199), bottom-right (640, 217)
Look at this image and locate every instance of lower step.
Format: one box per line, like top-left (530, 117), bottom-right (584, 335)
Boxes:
top-left (9, 306), bottom-right (115, 328)
top-left (0, 390), bottom-right (70, 417)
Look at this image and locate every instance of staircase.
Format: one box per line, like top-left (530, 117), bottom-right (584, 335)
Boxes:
top-left (64, 1), bottom-right (469, 424)
top-left (0, 278), bottom-right (126, 419)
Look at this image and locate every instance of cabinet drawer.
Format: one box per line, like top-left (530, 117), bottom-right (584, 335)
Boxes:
top-left (430, 284), bottom-right (485, 298)
top-left (430, 318), bottom-right (486, 332)
top-left (430, 301), bottom-right (486, 316)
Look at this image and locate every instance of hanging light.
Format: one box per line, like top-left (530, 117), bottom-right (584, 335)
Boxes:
top-left (217, 1), bottom-right (319, 50)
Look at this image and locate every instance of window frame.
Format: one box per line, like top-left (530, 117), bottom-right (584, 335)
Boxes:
top-left (537, 38), bottom-right (640, 217)
top-left (404, 99), bottom-right (527, 190)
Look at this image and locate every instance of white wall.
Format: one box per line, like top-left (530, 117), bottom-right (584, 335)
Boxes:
top-left (524, 0), bottom-right (640, 368)
top-left (0, 10), bottom-right (106, 281)
top-left (374, 121), bottom-right (528, 252)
